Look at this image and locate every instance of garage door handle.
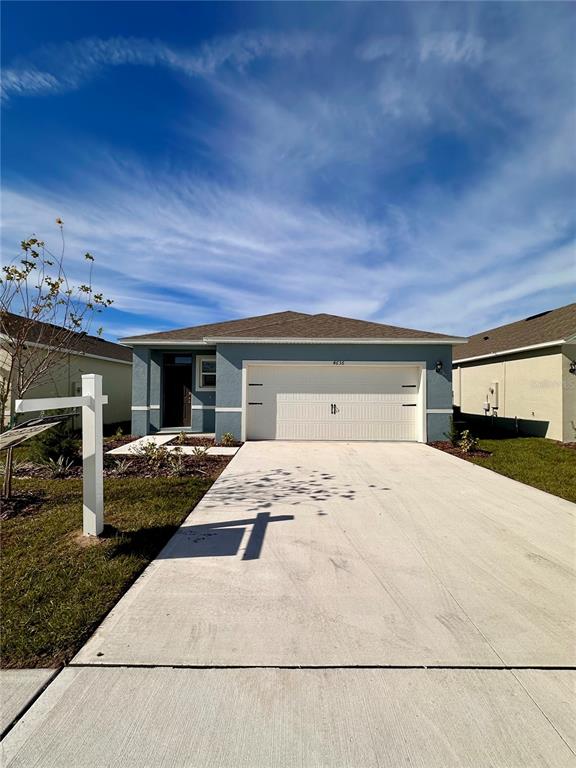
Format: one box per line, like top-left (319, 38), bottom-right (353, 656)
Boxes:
top-left (402, 403), bottom-right (417, 407)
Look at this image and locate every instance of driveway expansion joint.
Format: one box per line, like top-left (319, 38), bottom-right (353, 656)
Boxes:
top-left (66, 662), bottom-right (576, 671)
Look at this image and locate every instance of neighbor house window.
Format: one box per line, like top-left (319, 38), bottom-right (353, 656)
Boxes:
top-left (196, 355), bottom-right (216, 390)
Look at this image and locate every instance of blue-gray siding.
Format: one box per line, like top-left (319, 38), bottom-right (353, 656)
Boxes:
top-left (132, 342), bottom-right (453, 441)
top-left (131, 347), bottom-right (216, 435)
top-left (215, 343), bottom-right (453, 441)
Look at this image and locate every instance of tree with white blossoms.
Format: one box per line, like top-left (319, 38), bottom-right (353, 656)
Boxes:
top-left (0, 219), bottom-right (113, 497)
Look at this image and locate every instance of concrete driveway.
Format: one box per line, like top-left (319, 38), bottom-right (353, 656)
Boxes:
top-left (74, 441), bottom-right (575, 668)
top-left (3, 442), bottom-right (575, 767)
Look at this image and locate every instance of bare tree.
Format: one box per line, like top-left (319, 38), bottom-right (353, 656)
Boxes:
top-left (1, 221), bottom-right (112, 496)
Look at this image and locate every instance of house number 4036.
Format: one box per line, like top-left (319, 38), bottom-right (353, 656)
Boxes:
top-left (332, 360), bottom-right (344, 365)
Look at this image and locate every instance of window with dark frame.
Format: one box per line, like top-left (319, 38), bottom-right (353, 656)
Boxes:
top-left (197, 355), bottom-right (216, 390)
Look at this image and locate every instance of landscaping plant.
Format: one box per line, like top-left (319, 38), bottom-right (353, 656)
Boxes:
top-left (28, 418), bottom-right (80, 464)
top-left (44, 455), bottom-right (75, 478)
top-left (458, 429), bottom-right (480, 454)
top-left (167, 446), bottom-right (187, 476)
top-left (444, 418), bottom-right (462, 447)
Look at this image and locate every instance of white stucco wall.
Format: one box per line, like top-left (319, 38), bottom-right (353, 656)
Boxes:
top-left (454, 346), bottom-right (565, 441)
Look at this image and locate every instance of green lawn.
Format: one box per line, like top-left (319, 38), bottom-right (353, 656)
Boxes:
top-left (1, 476), bottom-right (212, 668)
top-left (469, 437), bottom-right (576, 503)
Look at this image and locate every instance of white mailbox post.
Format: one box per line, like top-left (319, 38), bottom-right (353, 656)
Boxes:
top-left (15, 374), bottom-right (108, 536)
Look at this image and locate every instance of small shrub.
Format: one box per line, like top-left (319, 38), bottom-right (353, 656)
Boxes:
top-left (444, 418), bottom-right (461, 447)
top-left (167, 446), bottom-right (187, 476)
top-left (132, 440), bottom-right (169, 470)
top-left (44, 455), bottom-right (75, 478)
top-left (111, 458), bottom-right (134, 476)
top-left (113, 426), bottom-right (124, 439)
top-left (220, 432), bottom-right (235, 447)
top-left (458, 429), bottom-right (480, 454)
top-left (191, 446), bottom-right (207, 458)
top-left (29, 420), bottom-right (80, 464)
top-left (176, 431), bottom-right (187, 445)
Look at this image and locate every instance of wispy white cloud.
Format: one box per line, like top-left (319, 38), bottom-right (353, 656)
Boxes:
top-left (419, 32), bottom-right (485, 64)
top-left (3, 113), bottom-right (573, 340)
top-left (2, 4), bottom-right (575, 339)
top-left (1, 31), bottom-right (323, 101)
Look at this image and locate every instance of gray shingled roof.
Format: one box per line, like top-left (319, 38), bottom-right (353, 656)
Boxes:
top-left (122, 311), bottom-right (311, 342)
top-left (1, 312), bottom-right (132, 362)
top-left (122, 311), bottom-right (461, 343)
top-left (453, 303), bottom-right (576, 361)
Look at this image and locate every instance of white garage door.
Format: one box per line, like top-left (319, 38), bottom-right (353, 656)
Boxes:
top-left (245, 363), bottom-right (422, 441)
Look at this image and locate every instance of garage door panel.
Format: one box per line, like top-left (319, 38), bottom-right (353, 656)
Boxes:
top-left (246, 364), bottom-right (422, 441)
top-left (277, 402), bottom-right (416, 422)
top-left (276, 419), bottom-right (416, 441)
top-left (277, 392), bottom-right (416, 403)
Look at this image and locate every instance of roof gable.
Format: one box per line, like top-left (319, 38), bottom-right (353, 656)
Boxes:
top-left (205, 313), bottom-right (458, 341)
top-left (453, 303), bottom-right (576, 361)
top-left (122, 311), bottom-right (462, 344)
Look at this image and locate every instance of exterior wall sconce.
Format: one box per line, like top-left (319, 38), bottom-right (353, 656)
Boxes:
top-left (570, 360), bottom-right (576, 375)
top-left (435, 360), bottom-right (443, 373)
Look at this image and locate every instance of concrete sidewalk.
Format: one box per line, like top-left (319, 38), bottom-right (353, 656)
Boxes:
top-left (2, 667), bottom-right (575, 767)
top-left (2, 443), bottom-right (575, 766)
top-left (0, 670), bottom-right (57, 738)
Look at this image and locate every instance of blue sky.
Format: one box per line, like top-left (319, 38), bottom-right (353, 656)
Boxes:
top-left (2, 1), bottom-right (575, 340)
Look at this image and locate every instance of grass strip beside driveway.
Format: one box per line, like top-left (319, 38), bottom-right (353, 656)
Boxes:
top-left (469, 437), bottom-right (576, 503)
top-left (1, 476), bottom-right (212, 669)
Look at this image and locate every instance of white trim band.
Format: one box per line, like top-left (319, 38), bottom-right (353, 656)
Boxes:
top-left (454, 339), bottom-right (565, 364)
top-left (122, 336), bottom-right (467, 346)
top-left (131, 406), bottom-right (149, 411)
top-left (239, 359), bottom-right (426, 367)
top-left (215, 407), bottom-right (242, 413)
top-left (427, 408), bottom-right (453, 414)
top-left (149, 405), bottom-right (160, 410)
top-left (191, 405), bottom-right (216, 410)
top-left (205, 336), bottom-right (467, 345)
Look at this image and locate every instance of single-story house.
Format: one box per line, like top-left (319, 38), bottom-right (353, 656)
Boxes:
top-left (1, 312), bottom-right (133, 429)
top-left (453, 303), bottom-right (576, 442)
top-left (122, 311), bottom-right (467, 443)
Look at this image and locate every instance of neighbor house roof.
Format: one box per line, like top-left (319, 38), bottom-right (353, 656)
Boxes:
top-left (121, 311), bottom-right (466, 345)
top-left (1, 312), bottom-right (132, 363)
top-left (453, 303), bottom-right (576, 363)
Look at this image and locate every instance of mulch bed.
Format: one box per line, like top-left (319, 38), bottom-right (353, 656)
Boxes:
top-left (103, 454), bottom-right (230, 479)
top-left (103, 435), bottom-right (140, 452)
top-left (104, 435), bottom-right (236, 448)
top-left (10, 454), bottom-right (230, 481)
top-left (560, 442), bottom-right (576, 451)
top-left (428, 440), bottom-right (492, 460)
top-left (171, 435), bottom-right (215, 447)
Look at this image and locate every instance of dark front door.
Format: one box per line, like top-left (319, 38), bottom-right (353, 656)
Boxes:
top-left (163, 356), bottom-right (193, 427)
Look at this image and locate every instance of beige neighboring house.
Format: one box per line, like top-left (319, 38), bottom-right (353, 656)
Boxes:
top-left (1, 312), bottom-right (132, 428)
top-left (453, 303), bottom-right (576, 443)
